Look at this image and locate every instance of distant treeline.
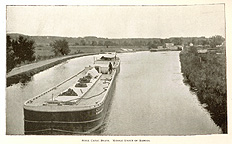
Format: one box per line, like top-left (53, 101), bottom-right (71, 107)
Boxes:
top-left (8, 33), bottom-right (225, 48)
top-left (179, 46), bottom-right (227, 133)
top-left (6, 33), bottom-right (225, 73)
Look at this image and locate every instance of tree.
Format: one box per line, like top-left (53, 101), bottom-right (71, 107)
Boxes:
top-left (91, 41), bottom-right (97, 46)
top-left (209, 35), bottom-right (225, 48)
top-left (50, 39), bottom-right (70, 56)
top-left (6, 36), bottom-right (15, 72)
top-left (171, 38), bottom-right (182, 45)
top-left (198, 38), bottom-right (209, 46)
top-left (98, 40), bottom-right (104, 46)
top-left (153, 39), bottom-right (161, 46)
top-left (11, 36), bottom-right (35, 64)
top-left (160, 38), bottom-right (170, 45)
top-left (147, 41), bottom-right (158, 49)
top-left (80, 39), bottom-right (86, 46)
top-left (104, 40), bottom-right (114, 48)
top-left (191, 37), bottom-right (198, 45)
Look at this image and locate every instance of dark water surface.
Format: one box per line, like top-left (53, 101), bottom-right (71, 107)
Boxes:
top-left (6, 51), bottom-right (221, 135)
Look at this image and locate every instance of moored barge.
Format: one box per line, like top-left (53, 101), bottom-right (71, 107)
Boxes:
top-left (23, 53), bottom-right (120, 135)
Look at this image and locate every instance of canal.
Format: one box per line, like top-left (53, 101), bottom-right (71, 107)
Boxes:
top-left (6, 51), bottom-right (221, 135)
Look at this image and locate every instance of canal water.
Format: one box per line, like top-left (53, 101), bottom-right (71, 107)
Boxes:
top-left (6, 51), bottom-right (221, 135)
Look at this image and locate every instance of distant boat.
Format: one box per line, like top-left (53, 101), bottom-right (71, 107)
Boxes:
top-left (24, 52), bottom-right (120, 135)
top-left (120, 48), bottom-right (135, 53)
top-left (149, 48), bottom-right (158, 52)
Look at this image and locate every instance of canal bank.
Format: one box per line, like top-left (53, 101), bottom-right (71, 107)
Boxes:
top-left (179, 48), bottom-right (227, 133)
top-left (6, 53), bottom-right (95, 87)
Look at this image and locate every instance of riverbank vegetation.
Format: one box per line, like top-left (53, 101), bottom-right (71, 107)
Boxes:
top-left (179, 45), bottom-right (227, 133)
top-left (7, 35), bottom-right (35, 72)
top-left (50, 39), bottom-right (70, 56)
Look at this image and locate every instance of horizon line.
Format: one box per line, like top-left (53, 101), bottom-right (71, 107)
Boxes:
top-left (6, 32), bottom-right (224, 39)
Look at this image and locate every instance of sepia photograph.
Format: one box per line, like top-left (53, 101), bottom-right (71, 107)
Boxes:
top-left (2, 0), bottom-right (232, 143)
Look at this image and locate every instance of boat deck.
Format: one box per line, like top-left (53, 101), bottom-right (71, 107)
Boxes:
top-left (24, 67), bottom-right (115, 112)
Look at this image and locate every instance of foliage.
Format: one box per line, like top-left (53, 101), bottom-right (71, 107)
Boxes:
top-left (50, 39), bottom-right (70, 56)
top-left (6, 36), bottom-right (16, 72)
top-left (171, 38), bottom-right (182, 45)
top-left (98, 40), bottom-right (104, 46)
top-left (179, 47), bottom-right (227, 133)
top-left (91, 41), bottom-right (97, 46)
top-left (197, 37), bottom-right (209, 46)
top-left (104, 40), bottom-right (115, 48)
top-left (80, 39), bottom-right (86, 46)
top-left (209, 35), bottom-right (225, 47)
top-left (7, 35), bottom-right (35, 72)
top-left (147, 42), bottom-right (158, 49)
top-left (153, 39), bottom-right (161, 45)
top-left (12, 36), bottom-right (36, 63)
top-left (160, 38), bottom-right (170, 45)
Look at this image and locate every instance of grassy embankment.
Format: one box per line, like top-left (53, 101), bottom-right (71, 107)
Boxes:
top-left (179, 47), bottom-right (227, 133)
top-left (6, 53), bottom-right (94, 87)
top-left (35, 45), bottom-right (147, 60)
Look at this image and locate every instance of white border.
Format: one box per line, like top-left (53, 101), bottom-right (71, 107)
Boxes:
top-left (1, 0), bottom-right (231, 144)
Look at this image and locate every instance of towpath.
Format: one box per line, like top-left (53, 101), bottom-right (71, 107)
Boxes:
top-left (6, 53), bottom-right (94, 78)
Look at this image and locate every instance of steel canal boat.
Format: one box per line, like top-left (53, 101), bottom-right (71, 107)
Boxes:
top-left (23, 53), bottom-right (120, 135)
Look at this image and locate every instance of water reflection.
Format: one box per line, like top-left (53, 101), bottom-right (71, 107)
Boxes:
top-left (92, 84), bottom-right (117, 135)
top-left (7, 74), bottom-right (33, 87)
top-left (183, 80), bottom-right (227, 133)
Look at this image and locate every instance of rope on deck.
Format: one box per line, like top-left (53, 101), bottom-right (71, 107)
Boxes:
top-left (80, 87), bottom-right (108, 100)
top-left (74, 88), bottom-right (107, 106)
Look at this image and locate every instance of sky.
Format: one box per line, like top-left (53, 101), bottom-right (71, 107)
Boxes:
top-left (6, 5), bottom-right (225, 38)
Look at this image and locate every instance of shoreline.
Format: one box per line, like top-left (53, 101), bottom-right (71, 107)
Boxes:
top-left (179, 49), bottom-right (227, 133)
top-left (6, 53), bottom-right (95, 87)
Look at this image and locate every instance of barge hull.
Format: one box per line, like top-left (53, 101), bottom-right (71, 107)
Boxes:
top-left (24, 69), bottom-right (117, 135)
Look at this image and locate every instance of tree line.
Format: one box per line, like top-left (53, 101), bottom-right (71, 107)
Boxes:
top-left (8, 33), bottom-right (225, 48)
top-left (72, 35), bottom-right (225, 49)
